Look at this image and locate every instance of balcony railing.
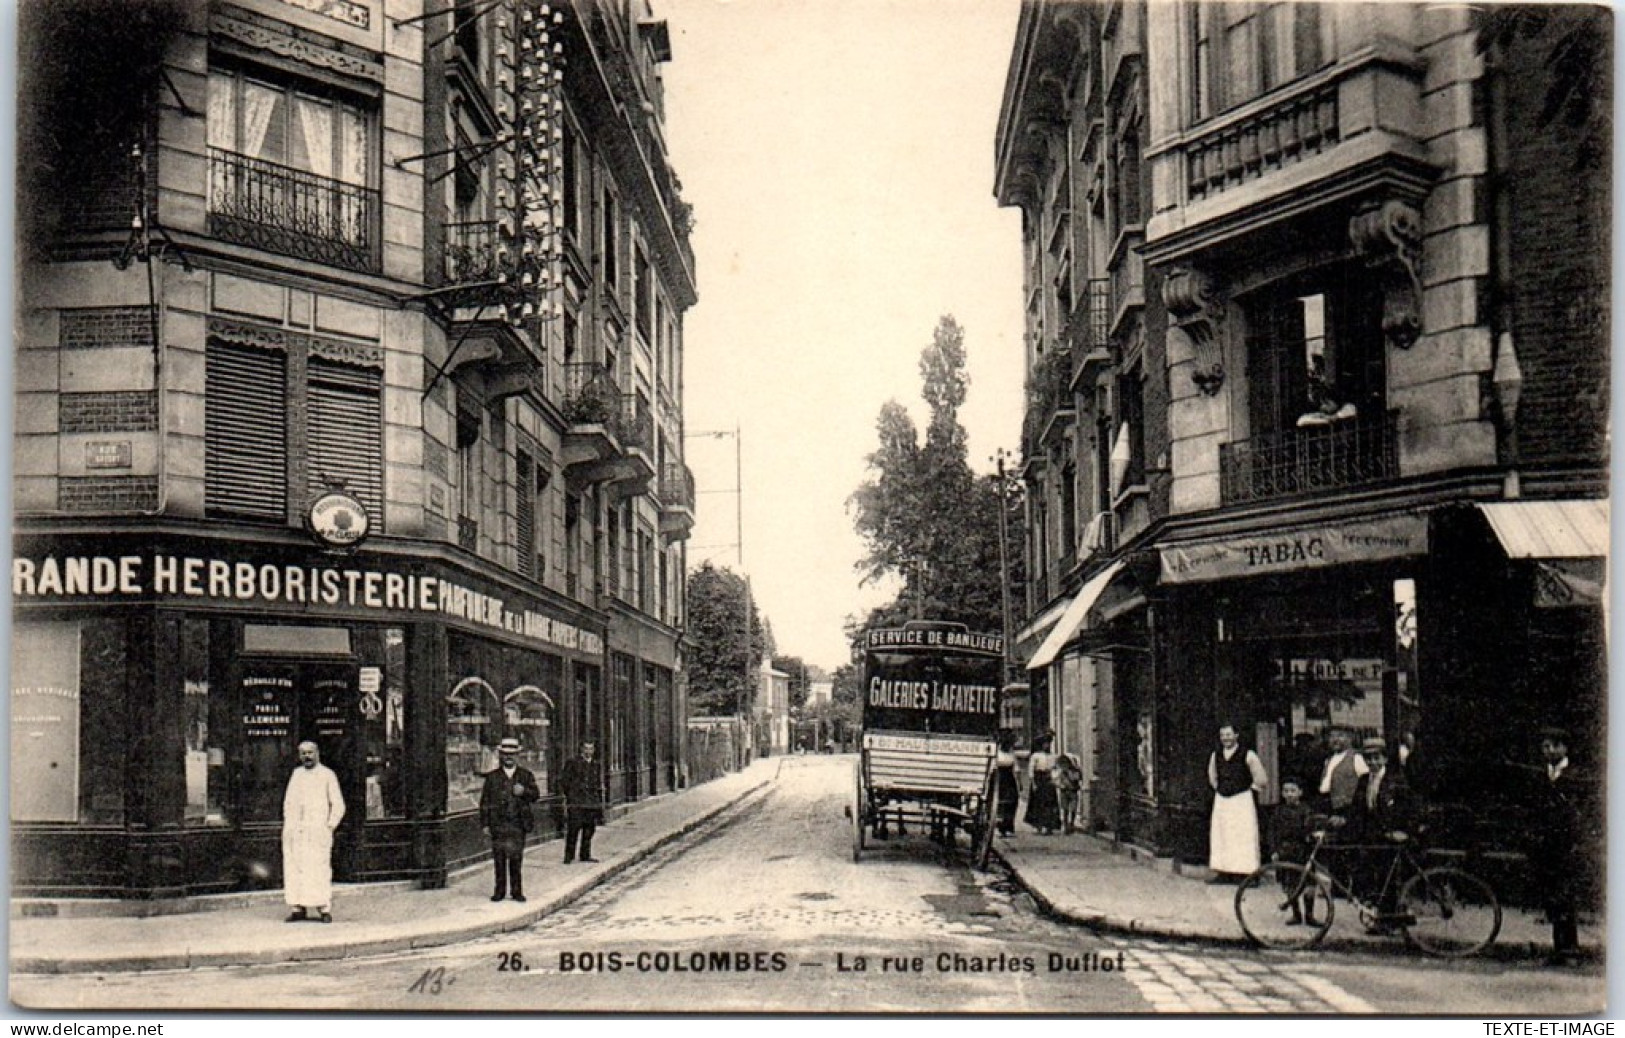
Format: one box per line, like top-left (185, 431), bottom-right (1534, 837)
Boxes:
top-left (562, 362), bottom-right (619, 426)
top-left (1186, 84), bottom-right (1340, 203)
top-left (616, 395), bottom-right (654, 452)
top-left (444, 219), bottom-right (501, 283)
top-left (660, 462), bottom-right (695, 511)
top-left (1219, 411), bottom-right (1398, 505)
top-left (207, 148), bottom-right (380, 272)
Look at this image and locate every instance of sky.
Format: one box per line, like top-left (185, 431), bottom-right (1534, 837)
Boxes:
top-left (661, 0), bottom-right (1028, 672)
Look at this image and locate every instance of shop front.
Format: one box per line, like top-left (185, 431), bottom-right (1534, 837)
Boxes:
top-left (11, 528), bottom-right (606, 899)
top-left (1146, 512), bottom-right (1429, 863)
top-left (1143, 501), bottom-right (1606, 872)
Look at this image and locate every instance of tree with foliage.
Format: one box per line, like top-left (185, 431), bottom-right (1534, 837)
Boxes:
top-left (848, 315), bottom-right (1009, 640)
top-left (685, 562), bottom-right (768, 717)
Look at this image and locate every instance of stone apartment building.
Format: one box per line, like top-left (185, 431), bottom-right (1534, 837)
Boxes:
top-left (997, 1), bottom-right (1607, 868)
top-left (13, 0), bottom-right (698, 898)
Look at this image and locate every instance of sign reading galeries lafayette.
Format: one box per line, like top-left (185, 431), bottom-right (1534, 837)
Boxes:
top-left (13, 549), bottom-right (604, 657)
top-left (1159, 514), bottom-right (1428, 584)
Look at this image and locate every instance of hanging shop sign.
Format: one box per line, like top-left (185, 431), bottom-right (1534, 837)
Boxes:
top-left (1159, 514), bottom-right (1428, 584)
top-left (307, 491), bottom-right (372, 549)
top-left (13, 549), bottom-right (605, 658)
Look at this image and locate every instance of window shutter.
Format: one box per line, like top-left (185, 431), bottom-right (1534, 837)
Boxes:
top-left (206, 341), bottom-right (288, 520)
top-left (516, 449), bottom-right (536, 579)
top-left (308, 357), bottom-right (383, 528)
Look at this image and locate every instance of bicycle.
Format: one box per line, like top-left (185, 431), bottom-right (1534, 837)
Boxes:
top-left (1234, 826), bottom-right (1502, 957)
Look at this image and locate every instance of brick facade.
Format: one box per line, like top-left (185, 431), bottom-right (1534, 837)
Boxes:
top-left (58, 392), bottom-right (158, 433)
top-left (59, 307), bottom-right (155, 349)
top-left (58, 475), bottom-right (160, 512)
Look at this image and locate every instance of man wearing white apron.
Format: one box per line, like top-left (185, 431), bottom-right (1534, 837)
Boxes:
top-left (282, 741), bottom-right (346, 923)
top-left (1207, 724), bottom-right (1268, 881)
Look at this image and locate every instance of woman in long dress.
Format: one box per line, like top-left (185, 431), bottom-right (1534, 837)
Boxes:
top-left (1024, 731), bottom-right (1062, 834)
top-left (1207, 723), bottom-right (1268, 881)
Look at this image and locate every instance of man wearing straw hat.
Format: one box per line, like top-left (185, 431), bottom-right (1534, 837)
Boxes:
top-left (480, 736), bottom-right (541, 902)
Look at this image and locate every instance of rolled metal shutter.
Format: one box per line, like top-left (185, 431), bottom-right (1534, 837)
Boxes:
top-left (308, 358), bottom-right (383, 528)
top-left (206, 341), bottom-right (288, 520)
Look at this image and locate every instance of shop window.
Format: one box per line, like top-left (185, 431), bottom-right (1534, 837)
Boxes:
top-left (1191, 1), bottom-right (1331, 121)
top-left (206, 65), bottom-right (379, 271)
top-left (11, 619), bottom-right (127, 825)
top-left (364, 628), bottom-right (407, 820)
top-left (505, 685), bottom-right (556, 797)
top-left (446, 674), bottom-right (500, 815)
top-left (182, 619), bottom-right (230, 827)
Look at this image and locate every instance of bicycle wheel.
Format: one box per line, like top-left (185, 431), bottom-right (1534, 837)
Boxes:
top-left (1235, 864), bottom-right (1335, 950)
top-left (1399, 867), bottom-right (1502, 957)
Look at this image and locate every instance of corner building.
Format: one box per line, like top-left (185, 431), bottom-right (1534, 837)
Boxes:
top-left (998, 2), bottom-right (1606, 871)
top-left (13, 0), bottom-right (698, 898)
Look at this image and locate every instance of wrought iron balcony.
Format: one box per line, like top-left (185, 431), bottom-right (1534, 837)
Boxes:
top-left (562, 362), bottom-right (619, 427)
top-left (1219, 411), bottom-right (1399, 505)
top-left (616, 395), bottom-right (654, 453)
top-left (660, 462), bottom-right (695, 512)
top-left (207, 148), bottom-right (380, 272)
top-left (444, 219), bottom-right (502, 283)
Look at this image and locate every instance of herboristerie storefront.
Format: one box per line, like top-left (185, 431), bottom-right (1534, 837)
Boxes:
top-left (12, 527), bottom-right (606, 898)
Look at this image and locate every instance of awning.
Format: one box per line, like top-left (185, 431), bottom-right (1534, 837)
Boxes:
top-left (1014, 596), bottom-right (1069, 647)
top-left (1026, 560), bottom-right (1126, 671)
top-left (1476, 499), bottom-right (1609, 559)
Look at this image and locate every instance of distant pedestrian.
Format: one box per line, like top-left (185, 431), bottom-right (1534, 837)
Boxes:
top-left (1207, 724), bottom-right (1267, 882)
top-left (480, 736), bottom-right (540, 901)
top-left (560, 740), bottom-right (605, 864)
top-left (993, 731), bottom-right (1020, 837)
top-left (1054, 753), bottom-right (1082, 834)
top-left (1024, 731), bottom-right (1061, 835)
top-left (282, 741), bottom-right (345, 923)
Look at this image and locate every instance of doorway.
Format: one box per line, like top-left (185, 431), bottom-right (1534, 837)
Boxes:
top-left (236, 658), bottom-right (363, 880)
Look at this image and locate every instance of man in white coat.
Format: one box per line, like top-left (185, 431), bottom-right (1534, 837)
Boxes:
top-left (282, 740), bottom-right (346, 923)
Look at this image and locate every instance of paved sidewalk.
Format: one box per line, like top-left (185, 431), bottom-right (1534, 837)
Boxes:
top-left (9, 760), bottom-right (778, 975)
top-left (995, 829), bottom-right (1604, 963)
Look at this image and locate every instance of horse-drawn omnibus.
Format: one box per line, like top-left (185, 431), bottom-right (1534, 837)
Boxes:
top-left (848, 621), bottom-right (1004, 867)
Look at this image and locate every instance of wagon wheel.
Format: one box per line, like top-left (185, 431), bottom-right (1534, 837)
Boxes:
top-left (972, 771), bottom-right (998, 870)
top-left (851, 761), bottom-right (867, 862)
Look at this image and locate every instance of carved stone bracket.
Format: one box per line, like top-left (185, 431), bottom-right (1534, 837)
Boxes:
top-left (1349, 199), bottom-right (1423, 350)
top-left (1162, 267), bottom-right (1227, 395)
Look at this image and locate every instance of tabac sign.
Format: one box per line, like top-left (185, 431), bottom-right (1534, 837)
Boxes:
top-left (1159, 515), bottom-right (1428, 584)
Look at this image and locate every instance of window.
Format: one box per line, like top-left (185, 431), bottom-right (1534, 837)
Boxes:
top-left (515, 447), bottom-right (550, 581)
top-left (456, 397), bottom-right (484, 551)
top-left (1244, 274), bottom-right (1384, 434)
top-left (602, 188), bottom-right (620, 291)
top-left (1191, 2), bottom-right (1331, 121)
top-left (561, 120), bottom-right (579, 243)
top-left (308, 358), bottom-right (383, 525)
top-left (181, 619), bottom-right (230, 827)
top-left (206, 340), bottom-right (288, 521)
top-left (206, 66), bottom-right (378, 269)
top-left (11, 619), bottom-right (128, 825)
top-left (634, 245), bottom-right (652, 341)
top-left (205, 335), bottom-right (383, 527)
top-left (565, 492), bottom-right (582, 596)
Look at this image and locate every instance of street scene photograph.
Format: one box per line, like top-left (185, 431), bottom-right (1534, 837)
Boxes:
top-left (6, 0), bottom-right (1611, 1020)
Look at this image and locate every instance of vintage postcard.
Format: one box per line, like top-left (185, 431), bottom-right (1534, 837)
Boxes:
top-left (8, 0), bottom-right (1610, 1019)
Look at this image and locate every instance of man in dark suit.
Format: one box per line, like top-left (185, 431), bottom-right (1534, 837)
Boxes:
top-left (1529, 728), bottom-right (1593, 964)
top-left (560, 740), bottom-right (604, 864)
top-left (479, 736), bottom-right (540, 902)
top-left (1334, 737), bottom-right (1414, 931)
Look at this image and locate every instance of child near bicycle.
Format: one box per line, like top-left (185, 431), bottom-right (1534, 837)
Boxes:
top-left (1271, 778), bottom-right (1320, 925)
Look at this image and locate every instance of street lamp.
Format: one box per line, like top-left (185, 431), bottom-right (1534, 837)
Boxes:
top-left (685, 425), bottom-right (752, 760)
